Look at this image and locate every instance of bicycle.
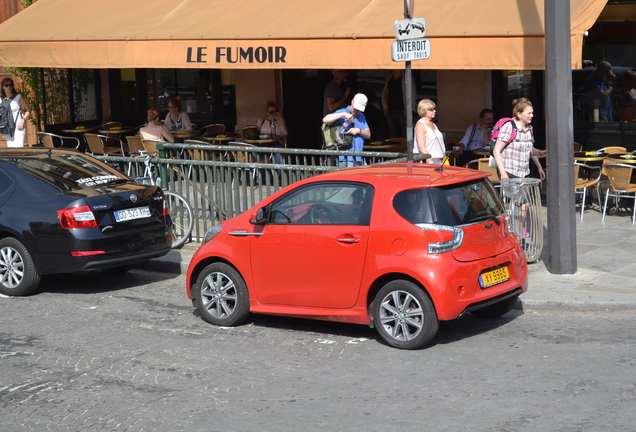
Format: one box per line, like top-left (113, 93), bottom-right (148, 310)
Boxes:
top-left (135, 153), bottom-right (194, 249)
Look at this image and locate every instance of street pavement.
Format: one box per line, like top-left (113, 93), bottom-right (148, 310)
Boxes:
top-left (145, 206), bottom-right (636, 312)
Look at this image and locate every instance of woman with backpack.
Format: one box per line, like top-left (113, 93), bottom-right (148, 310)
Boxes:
top-left (491, 98), bottom-right (546, 181)
top-left (492, 98), bottom-right (546, 238)
top-left (1, 78), bottom-right (32, 148)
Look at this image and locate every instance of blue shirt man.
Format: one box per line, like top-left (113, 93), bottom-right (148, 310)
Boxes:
top-left (322, 93), bottom-right (371, 167)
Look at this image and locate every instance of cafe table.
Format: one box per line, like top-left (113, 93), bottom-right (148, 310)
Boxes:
top-left (574, 151), bottom-right (608, 162)
top-left (60, 125), bottom-right (100, 152)
top-left (98, 126), bottom-right (138, 135)
top-left (363, 140), bottom-right (400, 151)
top-left (61, 125), bottom-right (100, 134)
top-left (243, 134), bottom-right (283, 146)
top-left (201, 132), bottom-right (240, 144)
top-left (606, 153), bottom-right (636, 164)
top-left (171, 130), bottom-right (202, 143)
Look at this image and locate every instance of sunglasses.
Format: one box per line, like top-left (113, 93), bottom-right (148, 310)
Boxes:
top-left (268, 110), bottom-right (278, 115)
top-left (3, 84), bottom-right (14, 88)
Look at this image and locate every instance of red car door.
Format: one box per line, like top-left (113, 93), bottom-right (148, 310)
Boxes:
top-left (249, 182), bottom-right (372, 309)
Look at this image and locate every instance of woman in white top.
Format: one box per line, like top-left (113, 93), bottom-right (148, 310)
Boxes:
top-left (164, 97), bottom-right (192, 133)
top-left (1, 77), bottom-right (32, 148)
top-left (256, 100), bottom-right (288, 147)
top-left (414, 99), bottom-right (445, 164)
top-left (140, 108), bottom-right (175, 142)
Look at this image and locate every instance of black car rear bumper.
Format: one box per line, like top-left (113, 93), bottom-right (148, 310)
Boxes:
top-left (80, 246), bottom-right (171, 271)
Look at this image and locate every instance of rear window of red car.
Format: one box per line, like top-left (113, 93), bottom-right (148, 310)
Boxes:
top-left (394, 179), bottom-right (504, 226)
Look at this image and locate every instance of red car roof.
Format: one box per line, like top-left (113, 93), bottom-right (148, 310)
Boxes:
top-left (315, 163), bottom-right (490, 187)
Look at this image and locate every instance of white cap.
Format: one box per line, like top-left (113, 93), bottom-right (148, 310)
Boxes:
top-left (352, 93), bottom-right (368, 112)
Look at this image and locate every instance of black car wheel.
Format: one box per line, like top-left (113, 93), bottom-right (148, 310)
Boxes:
top-left (195, 263), bottom-right (250, 326)
top-left (372, 280), bottom-right (438, 350)
top-left (470, 294), bottom-right (519, 319)
top-left (0, 238), bottom-right (41, 297)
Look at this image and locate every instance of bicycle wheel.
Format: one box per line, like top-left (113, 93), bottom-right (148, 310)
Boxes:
top-left (163, 190), bottom-right (194, 249)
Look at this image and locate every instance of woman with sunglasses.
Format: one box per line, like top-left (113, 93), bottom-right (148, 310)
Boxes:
top-left (256, 100), bottom-right (288, 147)
top-left (1, 78), bottom-right (32, 147)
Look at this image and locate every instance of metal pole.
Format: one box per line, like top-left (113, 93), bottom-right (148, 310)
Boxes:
top-left (404, 0), bottom-right (414, 162)
top-left (545, 0), bottom-right (577, 274)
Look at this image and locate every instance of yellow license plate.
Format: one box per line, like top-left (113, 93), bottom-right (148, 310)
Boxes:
top-left (479, 266), bottom-right (510, 289)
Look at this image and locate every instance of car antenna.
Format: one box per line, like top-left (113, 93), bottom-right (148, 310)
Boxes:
top-left (435, 155), bottom-right (449, 171)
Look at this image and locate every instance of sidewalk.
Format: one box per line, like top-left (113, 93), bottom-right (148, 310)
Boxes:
top-left (145, 207), bottom-right (636, 312)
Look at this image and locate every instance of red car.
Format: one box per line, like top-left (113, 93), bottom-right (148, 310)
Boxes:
top-left (186, 163), bottom-right (528, 349)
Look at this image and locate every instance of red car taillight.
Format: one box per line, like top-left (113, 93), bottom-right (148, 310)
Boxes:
top-left (415, 223), bottom-right (464, 254)
top-left (57, 205), bottom-right (98, 229)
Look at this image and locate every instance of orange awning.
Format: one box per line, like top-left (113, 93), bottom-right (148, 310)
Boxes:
top-left (0, 0), bottom-right (607, 70)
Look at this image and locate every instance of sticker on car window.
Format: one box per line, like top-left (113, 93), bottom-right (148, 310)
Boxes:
top-left (77, 175), bottom-right (122, 187)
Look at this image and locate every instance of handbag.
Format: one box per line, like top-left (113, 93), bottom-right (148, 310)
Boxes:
top-left (488, 154), bottom-right (497, 169)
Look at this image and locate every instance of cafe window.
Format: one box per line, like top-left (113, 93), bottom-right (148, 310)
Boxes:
top-left (71, 69), bottom-right (98, 123)
top-left (145, 69), bottom-right (236, 129)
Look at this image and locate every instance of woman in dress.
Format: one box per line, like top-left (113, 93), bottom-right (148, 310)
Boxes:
top-left (414, 99), bottom-right (445, 164)
top-left (140, 108), bottom-right (174, 142)
top-left (1, 77), bottom-right (32, 148)
top-left (164, 97), bottom-right (192, 133)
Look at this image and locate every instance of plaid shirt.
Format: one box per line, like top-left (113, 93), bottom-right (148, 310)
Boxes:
top-left (498, 120), bottom-right (533, 178)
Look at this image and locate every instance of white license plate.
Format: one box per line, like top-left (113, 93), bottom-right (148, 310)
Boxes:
top-left (114, 206), bottom-right (151, 222)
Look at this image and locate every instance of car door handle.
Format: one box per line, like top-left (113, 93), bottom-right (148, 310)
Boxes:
top-left (337, 237), bottom-right (360, 243)
top-left (229, 230), bottom-right (264, 237)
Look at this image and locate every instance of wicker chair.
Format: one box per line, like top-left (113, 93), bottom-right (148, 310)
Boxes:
top-left (574, 161), bottom-right (602, 220)
top-left (466, 157), bottom-right (500, 187)
top-left (199, 124), bottom-right (226, 135)
top-left (602, 163), bottom-right (636, 223)
top-left (37, 131), bottom-right (80, 149)
top-left (84, 133), bottom-right (124, 156)
top-left (126, 135), bottom-right (145, 155)
top-left (599, 146), bottom-right (627, 155)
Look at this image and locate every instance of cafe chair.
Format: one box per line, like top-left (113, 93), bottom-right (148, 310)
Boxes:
top-left (126, 135), bottom-right (146, 155)
top-left (573, 142), bottom-right (582, 152)
top-left (141, 139), bottom-right (163, 155)
top-left (598, 146), bottom-right (626, 155)
top-left (386, 138), bottom-right (407, 153)
top-left (200, 123), bottom-right (226, 135)
top-left (602, 163), bottom-right (636, 224)
top-left (574, 161), bottom-right (602, 220)
top-left (84, 133), bottom-right (125, 156)
top-left (37, 131), bottom-right (80, 149)
top-left (100, 121), bottom-right (122, 129)
top-left (237, 126), bottom-right (260, 141)
top-left (466, 157), bottom-right (500, 189)
top-left (444, 137), bottom-right (460, 165)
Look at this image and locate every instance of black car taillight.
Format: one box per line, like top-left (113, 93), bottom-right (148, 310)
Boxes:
top-left (57, 205), bottom-right (98, 229)
top-left (161, 193), bottom-right (169, 216)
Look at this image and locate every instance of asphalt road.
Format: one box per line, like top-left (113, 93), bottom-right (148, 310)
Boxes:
top-left (1, 270), bottom-right (635, 432)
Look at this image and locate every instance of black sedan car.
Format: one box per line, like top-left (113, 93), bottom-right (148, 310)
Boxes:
top-left (0, 148), bottom-right (173, 296)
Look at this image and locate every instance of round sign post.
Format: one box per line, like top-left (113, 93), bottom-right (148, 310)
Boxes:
top-left (405, 0), bottom-right (413, 161)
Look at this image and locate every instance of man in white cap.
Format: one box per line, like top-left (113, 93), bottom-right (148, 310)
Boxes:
top-left (323, 93), bottom-right (371, 166)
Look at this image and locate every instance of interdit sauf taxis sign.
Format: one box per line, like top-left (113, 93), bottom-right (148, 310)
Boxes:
top-left (391, 17), bottom-right (430, 62)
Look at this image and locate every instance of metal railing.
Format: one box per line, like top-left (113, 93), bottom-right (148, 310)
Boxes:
top-left (97, 143), bottom-right (426, 243)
